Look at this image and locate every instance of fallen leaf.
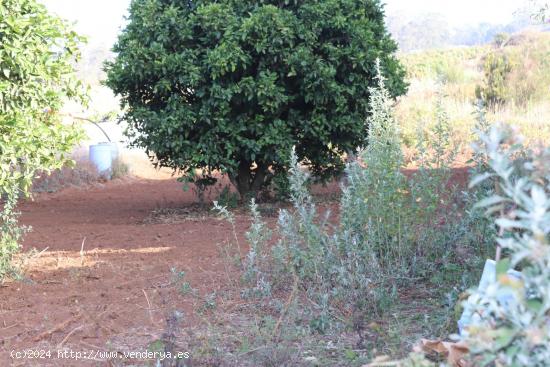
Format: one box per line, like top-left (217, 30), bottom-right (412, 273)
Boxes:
top-left (414, 339), bottom-right (470, 367)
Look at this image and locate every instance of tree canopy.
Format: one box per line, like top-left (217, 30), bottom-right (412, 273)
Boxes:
top-left (106, 0), bottom-right (407, 198)
top-left (0, 0), bottom-right (84, 277)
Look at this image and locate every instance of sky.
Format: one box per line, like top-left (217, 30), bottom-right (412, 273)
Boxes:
top-left (41, 0), bottom-right (527, 46)
top-left (40, 0), bottom-right (130, 46)
top-left (385, 0), bottom-right (525, 26)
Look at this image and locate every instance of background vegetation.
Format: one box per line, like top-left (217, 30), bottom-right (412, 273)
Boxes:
top-left (397, 31), bottom-right (550, 151)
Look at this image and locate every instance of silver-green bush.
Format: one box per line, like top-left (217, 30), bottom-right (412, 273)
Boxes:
top-left (460, 123), bottom-right (550, 366)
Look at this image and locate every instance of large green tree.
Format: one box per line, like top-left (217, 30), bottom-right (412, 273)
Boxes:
top-left (0, 0), bottom-right (85, 278)
top-left (106, 0), bottom-right (407, 198)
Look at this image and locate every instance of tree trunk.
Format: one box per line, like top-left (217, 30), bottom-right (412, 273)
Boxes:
top-left (229, 161), bottom-right (272, 201)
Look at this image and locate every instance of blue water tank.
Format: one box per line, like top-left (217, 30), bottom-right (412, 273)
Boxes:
top-left (89, 143), bottom-right (113, 178)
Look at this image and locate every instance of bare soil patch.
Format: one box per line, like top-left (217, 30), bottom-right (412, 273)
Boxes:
top-left (1, 179), bottom-right (253, 366)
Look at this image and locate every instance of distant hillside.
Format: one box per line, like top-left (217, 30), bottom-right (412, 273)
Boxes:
top-left (399, 31), bottom-right (550, 88)
top-left (395, 31), bottom-right (550, 148)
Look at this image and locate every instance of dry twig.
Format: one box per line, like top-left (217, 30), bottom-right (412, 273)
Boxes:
top-left (142, 289), bottom-right (155, 326)
top-left (57, 325), bottom-right (85, 348)
top-left (34, 313), bottom-right (81, 342)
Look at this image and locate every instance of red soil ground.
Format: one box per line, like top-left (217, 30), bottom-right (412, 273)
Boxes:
top-left (0, 167), bottom-right (469, 366)
top-left (1, 178), bottom-right (255, 366)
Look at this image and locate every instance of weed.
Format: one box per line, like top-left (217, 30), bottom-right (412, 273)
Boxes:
top-left (32, 160), bottom-right (101, 193)
top-left (241, 199), bottom-right (273, 299)
top-left (0, 191), bottom-right (29, 280)
top-left (199, 292), bottom-right (217, 313)
top-left (215, 185), bottom-right (239, 210)
top-left (170, 268), bottom-right (197, 297)
top-left (384, 120), bottom-right (550, 366)
top-left (212, 201), bottom-right (243, 265)
top-left (111, 157), bottom-right (130, 179)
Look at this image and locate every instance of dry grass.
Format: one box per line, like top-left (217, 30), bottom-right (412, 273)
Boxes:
top-left (32, 156), bottom-right (133, 194)
top-left (397, 31), bottom-right (550, 150)
top-left (32, 160), bottom-right (102, 193)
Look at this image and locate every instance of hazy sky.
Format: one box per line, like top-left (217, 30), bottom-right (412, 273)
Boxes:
top-left (385, 0), bottom-right (525, 25)
top-left (41, 0), bottom-right (526, 46)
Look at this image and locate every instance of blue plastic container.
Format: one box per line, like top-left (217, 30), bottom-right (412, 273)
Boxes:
top-left (458, 259), bottom-right (523, 336)
top-left (89, 143), bottom-right (113, 178)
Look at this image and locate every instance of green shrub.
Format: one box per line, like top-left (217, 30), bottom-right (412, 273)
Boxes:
top-left (0, 0), bottom-right (85, 279)
top-left (105, 0), bottom-right (407, 199)
top-left (267, 170), bottom-right (292, 201)
top-left (215, 185), bottom-right (239, 210)
top-left (475, 51), bottom-right (514, 109)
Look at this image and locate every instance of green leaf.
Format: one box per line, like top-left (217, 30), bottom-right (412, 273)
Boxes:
top-left (496, 258), bottom-right (510, 276)
top-left (474, 195), bottom-right (506, 209)
top-left (469, 172), bottom-right (493, 188)
top-left (495, 218), bottom-right (528, 230)
top-left (494, 327), bottom-right (516, 349)
top-left (526, 299), bottom-right (543, 313)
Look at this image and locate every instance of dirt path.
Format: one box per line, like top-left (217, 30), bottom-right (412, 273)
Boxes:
top-left (0, 179), bottom-right (250, 366)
